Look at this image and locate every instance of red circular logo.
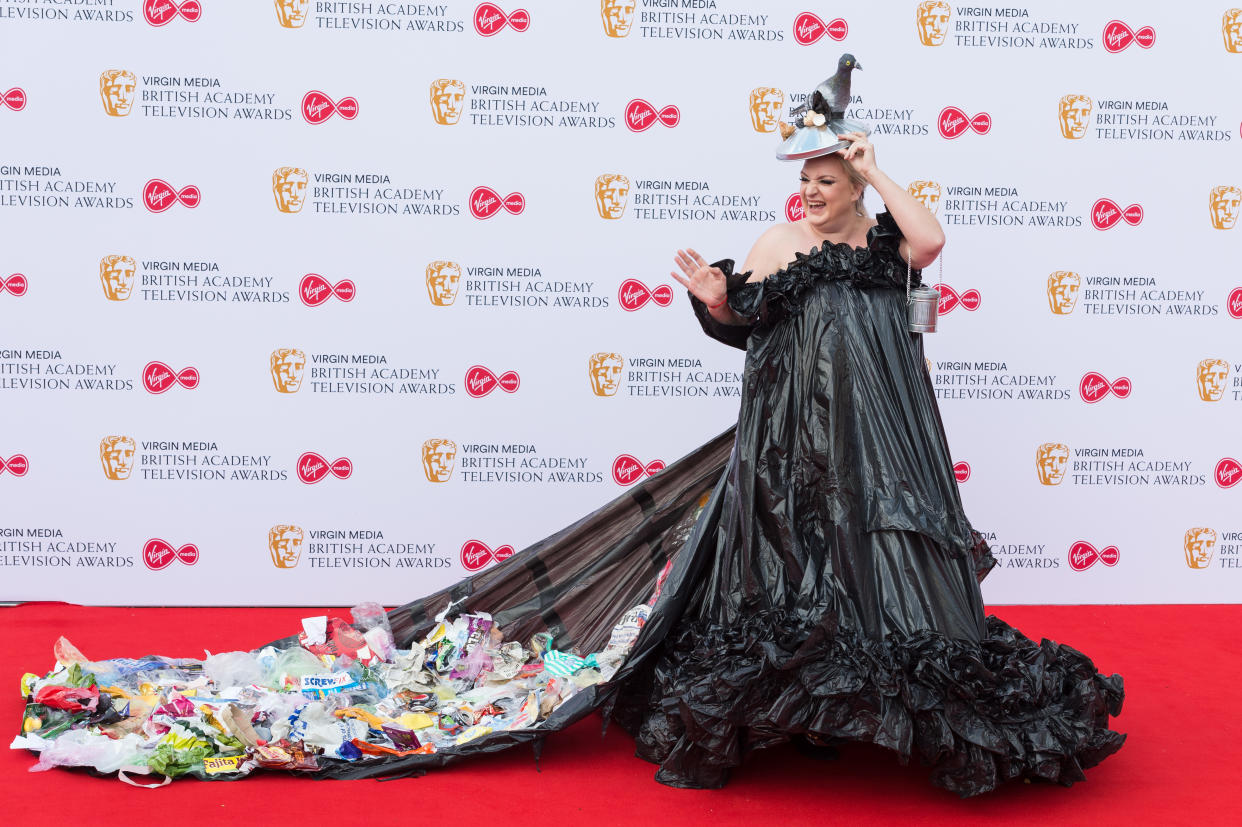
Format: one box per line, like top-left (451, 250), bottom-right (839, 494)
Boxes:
top-left (1226, 287), bottom-right (1242, 319)
top-left (0, 454), bottom-right (29, 477)
top-left (792, 12), bottom-right (848, 45)
top-left (300, 274), bottom-right (355, 306)
top-left (460, 539), bottom-right (514, 571)
top-left (2, 87), bottom-right (27, 111)
top-left (1091, 198), bottom-right (1143, 230)
top-left (470, 186), bottom-right (524, 219)
top-left (142, 539), bottom-right (199, 570)
top-left (618, 278), bottom-right (674, 311)
top-left (0, 274), bottom-right (27, 296)
top-left (143, 180), bottom-right (200, 213)
top-left (473, 3), bottom-right (528, 35)
top-left (302, 91), bottom-right (359, 124)
top-left (624, 99), bottom-right (680, 132)
top-left (952, 461), bottom-right (971, 483)
top-left (933, 284), bottom-right (981, 314)
top-left (144, 0), bottom-right (202, 25)
top-left (465, 365), bottom-right (520, 398)
top-left (1102, 20), bottom-right (1155, 52)
top-left (297, 452), bottom-right (353, 484)
top-left (143, 361), bottom-right (200, 394)
top-left (1079, 372), bottom-right (1131, 403)
top-left (785, 193), bottom-right (805, 222)
top-left (938, 107), bottom-right (991, 139)
top-left (1068, 541), bottom-right (1120, 572)
top-left (1215, 457), bottom-right (1242, 489)
top-left (612, 454), bottom-right (665, 486)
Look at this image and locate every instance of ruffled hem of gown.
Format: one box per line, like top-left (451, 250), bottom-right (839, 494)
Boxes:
top-left (623, 613), bottom-right (1125, 797)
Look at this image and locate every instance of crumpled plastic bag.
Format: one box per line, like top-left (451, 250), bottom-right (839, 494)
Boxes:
top-left (204, 651), bottom-right (264, 691)
top-left (26, 730), bottom-right (147, 774)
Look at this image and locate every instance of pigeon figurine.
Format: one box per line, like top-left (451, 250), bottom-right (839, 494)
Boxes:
top-left (775, 53), bottom-right (872, 161)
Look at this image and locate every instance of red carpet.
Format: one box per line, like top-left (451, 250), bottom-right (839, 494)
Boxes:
top-left (3, 603), bottom-right (1234, 825)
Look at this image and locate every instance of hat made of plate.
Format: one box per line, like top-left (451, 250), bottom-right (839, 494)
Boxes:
top-left (775, 54), bottom-right (871, 161)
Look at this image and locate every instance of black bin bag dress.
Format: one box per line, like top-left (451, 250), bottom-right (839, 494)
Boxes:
top-left (362, 211), bottom-right (1124, 796)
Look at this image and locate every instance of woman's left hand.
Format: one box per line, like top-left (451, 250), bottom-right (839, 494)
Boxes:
top-left (837, 131), bottom-right (877, 180)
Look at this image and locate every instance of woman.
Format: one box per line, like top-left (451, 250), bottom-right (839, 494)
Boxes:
top-left (606, 129), bottom-right (1126, 795)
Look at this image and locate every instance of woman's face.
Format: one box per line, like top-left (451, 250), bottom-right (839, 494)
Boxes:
top-left (799, 154), bottom-right (860, 229)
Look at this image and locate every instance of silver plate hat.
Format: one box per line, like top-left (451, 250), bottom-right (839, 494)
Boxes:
top-left (776, 118), bottom-right (871, 161)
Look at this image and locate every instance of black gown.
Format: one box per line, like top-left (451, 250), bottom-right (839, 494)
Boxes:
top-left (325, 212), bottom-right (1124, 795)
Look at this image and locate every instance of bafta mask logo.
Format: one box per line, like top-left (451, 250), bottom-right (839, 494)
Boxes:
top-left (600, 0), bottom-right (636, 37)
top-left (270, 348), bottom-right (307, 393)
top-left (273, 166), bottom-right (308, 213)
top-left (595, 174), bottom-right (630, 220)
top-left (421, 438), bottom-right (457, 483)
top-left (1224, 8), bottom-right (1242, 52)
top-left (429, 79), bottom-right (465, 125)
top-left (1047, 271), bottom-right (1081, 315)
top-left (916, 1), bottom-right (951, 46)
top-left (1196, 358), bottom-right (1229, 402)
top-left (1209, 185), bottom-right (1241, 230)
top-left (907, 180), bottom-right (942, 215)
top-left (274, 0), bottom-right (308, 28)
top-left (1035, 442), bottom-right (1069, 486)
top-left (748, 87), bottom-right (785, 133)
top-left (99, 435), bottom-right (136, 481)
top-left (426, 260), bottom-right (462, 306)
top-left (589, 352), bottom-right (624, 396)
top-left (99, 254), bottom-right (137, 301)
top-left (99, 69), bottom-right (137, 117)
top-left (269, 524), bottom-right (305, 568)
top-left (1184, 527), bottom-right (1217, 569)
top-left (1058, 94), bottom-right (1093, 139)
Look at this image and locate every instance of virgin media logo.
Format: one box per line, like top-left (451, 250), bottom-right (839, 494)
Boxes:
top-left (302, 91), bottom-right (359, 124)
top-left (300, 274), bottom-right (355, 306)
top-left (142, 538), bottom-right (199, 570)
top-left (461, 539), bottom-right (514, 571)
top-left (0, 454), bottom-right (29, 477)
top-left (143, 179), bottom-right (200, 213)
top-left (470, 186), bottom-right (524, 219)
top-left (612, 454), bottom-right (665, 486)
top-left (465, 365), bottom-right (519, 397)
top-left (785, 193), bottom-right (805, 222)
top-left (625, 99), bottom-right (679, 132)
top-left (618, 278), bottom-right (673, 311)
top-left (1079, 371), bottom-right (1131, 403)
top-left (1226, 287), bottom-right (1242, 319)
top-left (1216, 457), bottom-right (1242, 488)
top-left (1091, 198), bottom-right (1143, 230)
top-left (937, 106), bottom-right (991, 139)
top-left (1068, 540), bottom-right (1119, 572)
top-left (0, 274), bottom-right (27, 296)
top-left (144, 0), bottom-right (201, 25)
top-left (143, 361), bottom-right (200, 394)
top-left (793, 12), bottom-right (847, 45)
top-left (2, 88), bottom-right (27, 111)
top-left (474, 3), bottom-right (528, 35)
top-left (297, 452), bottom-right (353, 484)
top-left (1103, 20), bottom-right (1155, 52)
top-left (934, 284), bottom-right (981, 314)
top-left (953, 461), bottom-right (971, 482)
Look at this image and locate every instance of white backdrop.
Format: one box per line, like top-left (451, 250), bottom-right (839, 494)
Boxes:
top-left (1, 1), bottom-right (1239, 605)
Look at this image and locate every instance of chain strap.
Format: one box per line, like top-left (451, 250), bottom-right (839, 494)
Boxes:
top-left (906, 247), bottom-right (944, 303)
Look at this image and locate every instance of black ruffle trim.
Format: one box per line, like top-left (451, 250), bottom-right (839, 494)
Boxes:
top-left (631, 612), bottom-right (1125, 797)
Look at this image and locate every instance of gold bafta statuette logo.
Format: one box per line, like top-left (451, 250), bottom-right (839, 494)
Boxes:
top-left (429, 79), bottom-right (465, 125)
top-left (595, 174), bottom-right (630, 219)
top-left (274, 0), bottom-right (308, 28)
top-left (426, 261), bottom-right (462, 306)
top-left (1224, 9), bottom-right (1242, 52)
top-left (1047, 271), bottom-right (1082, 315)
top-left (907, 180), bottom-right (943, 215)
top-left (1058, 94), bottom-right (1092, 139)
top-left (99, 70), bottom-right (137, 117)
top-left (1035, 442), bottom-right (1069, 486)
top-left (1209, 185), bottom-right (1241, 230)
top-left (916, 1), bottom-right (951, 46)
top-left (600, 0), bottom-right (636, 37)
top-left (1196, 358), bottom-right (1229, 402)
top-left (273, 166), bottom-right (308, 214)
top-left (1185, 527), bottom-right (1217, 569)
top-left (421, 438), bottom-right (457, 483)
top-left (99, 255), bottom-right (136, 301)
top-left (271, 348), bottom-right (307, 393)
top-left (99, 435), bottom-right (136, 481)
top-left (748, 87), bottom-right (784, 133)
top-left (269, 524), bottom-right (305, 568)
top-left (589, 352), bottom-right (624, 397)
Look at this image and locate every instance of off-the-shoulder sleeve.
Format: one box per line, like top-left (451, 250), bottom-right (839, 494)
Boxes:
top-left (688, 259), bottom-right (756, 351)
top-left (867, 209), bottom-right (922, 288)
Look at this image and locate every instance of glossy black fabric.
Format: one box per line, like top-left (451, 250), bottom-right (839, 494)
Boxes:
top-left (610, 212), bottom-right (1124, 795)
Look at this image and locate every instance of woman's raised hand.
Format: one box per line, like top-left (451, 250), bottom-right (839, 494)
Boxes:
top-left (670, 248), bottom-right (727, 309)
